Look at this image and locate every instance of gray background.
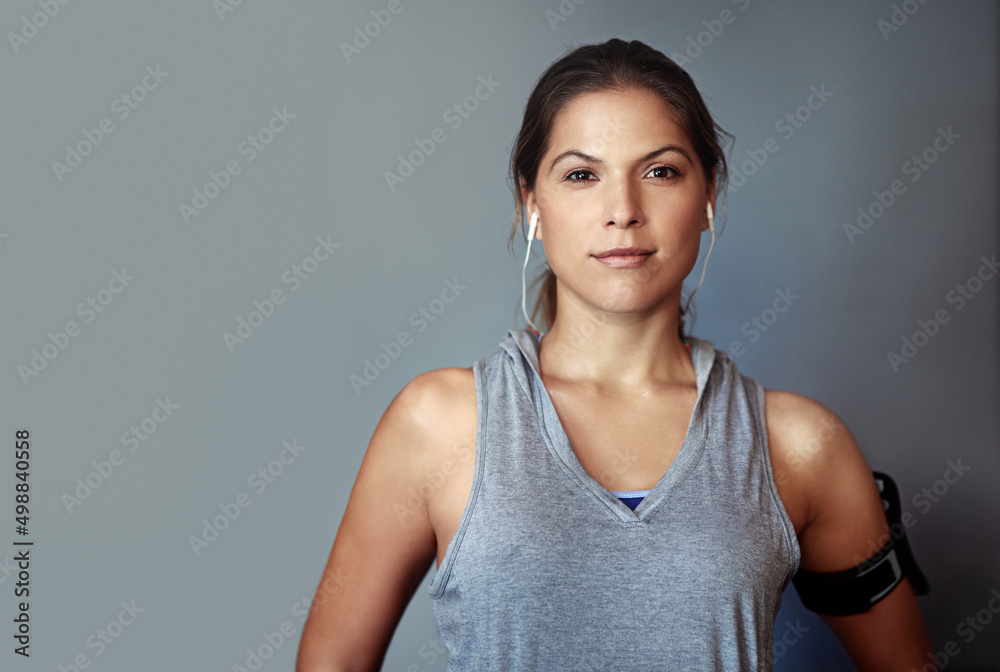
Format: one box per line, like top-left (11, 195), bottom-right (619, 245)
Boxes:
top-left (1, 0), bottom-right (997, 670)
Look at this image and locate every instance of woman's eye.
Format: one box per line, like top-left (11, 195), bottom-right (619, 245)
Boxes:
top-left (565, 169), bottom-right (594, 182)
top-left (648, 165), bottom-right (680, 180)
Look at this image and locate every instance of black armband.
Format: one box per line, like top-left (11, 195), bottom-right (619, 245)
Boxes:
top-left (791, 471), bottom-right (930, 616)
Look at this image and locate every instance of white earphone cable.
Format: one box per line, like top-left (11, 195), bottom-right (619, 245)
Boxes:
top-left (684, 203), bottom-right (715, 316)
top-left (522, 211), bottom-right (540, 332)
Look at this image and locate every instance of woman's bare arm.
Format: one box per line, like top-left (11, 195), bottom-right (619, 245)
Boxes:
top-left (766, 390), bottom-right (935, 671)
top-left (296, 369), bottom-right (465, 672)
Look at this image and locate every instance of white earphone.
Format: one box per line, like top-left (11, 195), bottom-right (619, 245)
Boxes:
top-left (521, 202), bottom-right (715, 332)
top-left (683, 202), bottom-right (715, 316)
top-left (522, 210), bottom-right (541, 331)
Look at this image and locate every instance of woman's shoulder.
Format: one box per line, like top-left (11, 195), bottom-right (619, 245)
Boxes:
top-left (394, 367), bottom-right (476, 425)
top-left (386, 367), bottom-right (478, 460)
top-left (762, 389), bottom-right (854, 471)
top-left (761, 388), bottom-right (880, 538)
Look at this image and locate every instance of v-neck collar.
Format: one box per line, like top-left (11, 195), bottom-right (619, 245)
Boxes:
top-left (506, 328), bottom-right (717, 524)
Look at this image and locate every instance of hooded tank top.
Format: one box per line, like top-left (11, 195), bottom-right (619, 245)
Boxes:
top-left (427, 329), bottom-right (802, 671)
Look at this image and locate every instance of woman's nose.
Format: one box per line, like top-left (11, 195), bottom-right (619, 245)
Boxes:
top-left (604, 178), bottom-right (643, 228)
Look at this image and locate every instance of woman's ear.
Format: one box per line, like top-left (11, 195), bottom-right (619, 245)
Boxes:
top-left (704, 167), bottom-right (718, 232)
top-left (707, 167), bottom-right (717, 221)
top-left (522, 182), bottom-right (542, 241)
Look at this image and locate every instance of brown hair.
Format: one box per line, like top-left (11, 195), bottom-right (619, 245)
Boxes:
top-left (507, 38), bottom-right (732, 339)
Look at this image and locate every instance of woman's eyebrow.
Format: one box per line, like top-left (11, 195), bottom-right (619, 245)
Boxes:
top-left (548, 144), bottom-right (693, 174)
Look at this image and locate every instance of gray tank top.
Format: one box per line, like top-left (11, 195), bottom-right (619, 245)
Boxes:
top-left (428, 329), bottom-right (801, 670)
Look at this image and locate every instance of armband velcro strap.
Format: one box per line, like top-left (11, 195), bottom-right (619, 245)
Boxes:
top-left (792, 541), bottom-right (904, 616)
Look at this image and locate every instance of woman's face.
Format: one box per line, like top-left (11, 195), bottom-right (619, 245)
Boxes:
top-left (525, 87), bottom-right (715, 320)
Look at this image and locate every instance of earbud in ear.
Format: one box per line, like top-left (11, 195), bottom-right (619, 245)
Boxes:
top-left (522, 211), bottom-right (541, 331)
top-left (685, 201), bottom-right (717, 314)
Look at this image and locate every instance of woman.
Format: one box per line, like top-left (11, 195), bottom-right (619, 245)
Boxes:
top-left (297, 39), bottom-right (934, 671)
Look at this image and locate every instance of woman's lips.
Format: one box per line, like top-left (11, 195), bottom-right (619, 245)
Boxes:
top-left (593, 253), bottom-right (653, 268)
top-left (591, 246), bottom-right (655, 268)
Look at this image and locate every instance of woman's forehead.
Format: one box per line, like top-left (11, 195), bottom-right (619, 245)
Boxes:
top-left (547, 88), bottom-right (693, 159)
